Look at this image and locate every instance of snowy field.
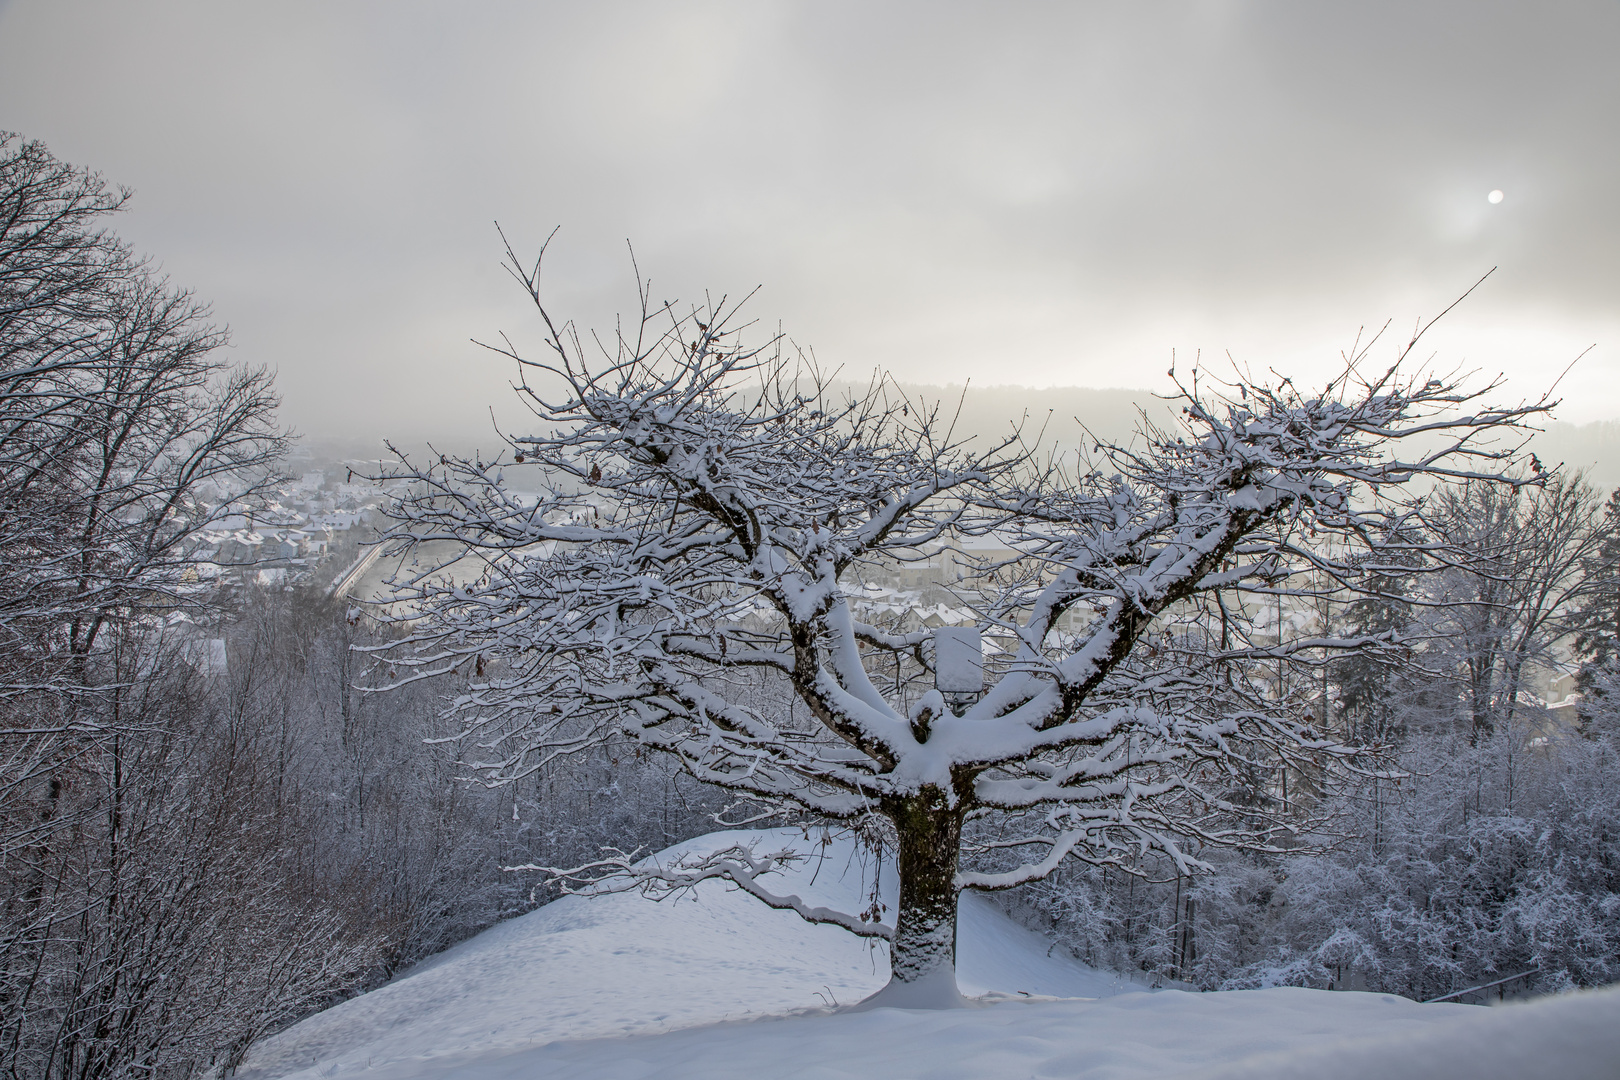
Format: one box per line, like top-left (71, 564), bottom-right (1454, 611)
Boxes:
top-left (239, 829), bottom-right (1620, 1080)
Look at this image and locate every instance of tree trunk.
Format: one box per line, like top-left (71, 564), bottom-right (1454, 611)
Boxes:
top-left (869, 788), bottom-right (966, 1007)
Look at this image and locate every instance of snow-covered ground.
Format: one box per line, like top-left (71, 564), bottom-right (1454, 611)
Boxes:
top-left (240, 829), bottom-right (1620, 1080)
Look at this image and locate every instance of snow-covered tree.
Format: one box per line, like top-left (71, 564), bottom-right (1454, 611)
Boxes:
top-left (1575, 487), bottom-right (1620, 724)
top-left (378, 240), bottom-right (1548, 1003)
top-left (1415, 477), bottom-right (1605, 742)
top-left (0, 133), bottom-right (286, 704)
top-left (0, 134), bottom-right (292, 1078)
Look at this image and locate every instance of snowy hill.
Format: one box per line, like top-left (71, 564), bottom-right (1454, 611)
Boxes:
top-left (239, 829), bottom-right (1620, 1080)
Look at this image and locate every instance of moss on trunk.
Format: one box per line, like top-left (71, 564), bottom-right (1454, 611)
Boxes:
top-left (887, 787), bottom-right (964, 986)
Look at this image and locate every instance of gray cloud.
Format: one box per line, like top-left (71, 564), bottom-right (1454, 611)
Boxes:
top-left (1, 0), bottom-right (1615, 445)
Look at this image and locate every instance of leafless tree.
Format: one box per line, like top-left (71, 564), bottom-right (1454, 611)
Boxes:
top-left (1418, 476), bottom-right (1605, 742)
top-left (0, 130), bottom-right (286, 844)
top-left (0, 134), bottom-right (292, 1077)
top-left (377, 238), bottom-right (1548, 1004)
top-left (0, 132), bottom-right (287, 703)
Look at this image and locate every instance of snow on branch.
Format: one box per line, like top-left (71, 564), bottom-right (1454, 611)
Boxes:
top-left (373, 239), bottom-right (1553, 955)
top-left (513, 841), bottom-right (894, 940)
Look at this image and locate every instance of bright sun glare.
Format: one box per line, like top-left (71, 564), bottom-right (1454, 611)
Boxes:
top-left (1488, 189), bottom-right (1505, 204)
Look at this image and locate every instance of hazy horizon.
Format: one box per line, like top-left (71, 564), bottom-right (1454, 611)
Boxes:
top-left (292, 378), bottom-right (1620, 493)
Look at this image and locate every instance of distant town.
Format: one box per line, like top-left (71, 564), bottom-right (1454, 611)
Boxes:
top-left (181, 457), bottom-right (404, 599)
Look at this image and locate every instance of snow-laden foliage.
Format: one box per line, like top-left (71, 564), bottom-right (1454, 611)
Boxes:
top-left (1575, 487), bottom-right (1620, 718)
top-left (376, 238), bottom-right (1547, 993)
top-left (1018, 724), bottom-right (1620, 999)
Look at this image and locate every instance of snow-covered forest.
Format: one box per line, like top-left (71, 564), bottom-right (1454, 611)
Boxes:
top-left (3, 133), bottom-right (1620, 1079)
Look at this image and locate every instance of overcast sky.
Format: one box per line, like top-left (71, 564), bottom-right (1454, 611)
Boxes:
top-left (2, 1), bottom-right (1617, 445)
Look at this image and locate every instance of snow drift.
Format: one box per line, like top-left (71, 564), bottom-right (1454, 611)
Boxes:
top-left (238, 829), bottom-right (1620, 1080)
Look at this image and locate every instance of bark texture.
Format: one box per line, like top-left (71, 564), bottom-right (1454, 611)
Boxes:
top-left (887, 789), bottom-right (964, 986)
